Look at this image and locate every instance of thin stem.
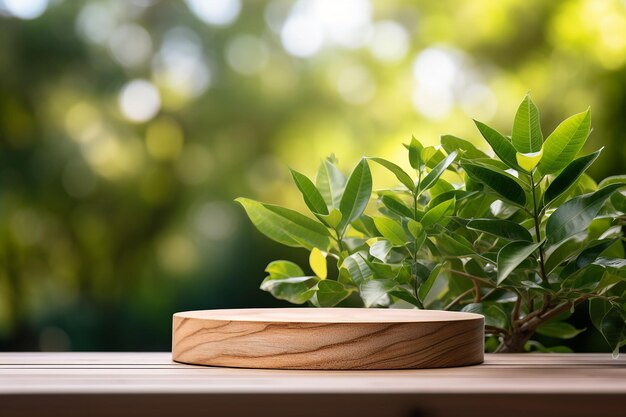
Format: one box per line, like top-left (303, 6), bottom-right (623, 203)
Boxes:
top-left (529, 172), bottom-right (548, 283)
top-left (481, 287), bottom-right (499, 301)
top-left (512, 290), bottom-right (522, 329)
top-left (444, 288), bottom-right (474, 310)
top-left (473, 280), bottom-right (482, 303)
top-left (485, 325), bottom-right (508, 336)
top-left (411, 168), bottom-right (423, 301)
top-left (334, 229), bottom-right (345, 253)
top-left (448, 269), bottom-right (497, 287)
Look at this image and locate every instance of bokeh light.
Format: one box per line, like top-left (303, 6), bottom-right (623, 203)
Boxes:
top-left (2, 0), bottom-right (48, 19)
top-left (186, 0), bottom-right (241, 26)
top-left (118, 79), bottom-right (161, 123)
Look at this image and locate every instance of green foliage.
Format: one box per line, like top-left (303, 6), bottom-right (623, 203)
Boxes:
top-left (238, 95), bottom-right (626, 354)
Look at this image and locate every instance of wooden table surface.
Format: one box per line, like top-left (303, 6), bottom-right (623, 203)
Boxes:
top-left (1, 352), bottom-right (625, 417)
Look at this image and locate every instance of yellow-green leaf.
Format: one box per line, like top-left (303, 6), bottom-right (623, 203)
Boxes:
top-left (309, 248), bottom-right (327, 279)
top-left (373, 217), bottom-right (406, 246)
top-left (516, 148), bottom-right (543, 172)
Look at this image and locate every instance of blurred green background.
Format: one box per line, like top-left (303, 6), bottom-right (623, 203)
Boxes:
top-left (1, 0), bottom-right (626, 352)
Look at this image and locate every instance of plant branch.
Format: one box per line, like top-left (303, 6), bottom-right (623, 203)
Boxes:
top-left (448, 269), bottom-right (497, 287)
top-left (411, 168), bottom-right (422, 300)
top-left (473, 279), bottom-right (481, 302)
top-left (529, 172), bottom-right (548, 283)
top-left (444, 288), bottom-right (474, 310)
top-left (485, 325), bottom-right (508, 336)
top-left (519, 294), bottom-right (590, 333)
top-left (512, 290), bottom-right (522, 327)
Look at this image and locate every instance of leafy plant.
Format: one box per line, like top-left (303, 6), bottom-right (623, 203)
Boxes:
top-left (236, 95), bottom-right (626, 354)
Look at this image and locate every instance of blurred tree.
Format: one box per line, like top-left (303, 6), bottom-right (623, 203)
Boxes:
top-left (0, 0), bottom-right (624, 351)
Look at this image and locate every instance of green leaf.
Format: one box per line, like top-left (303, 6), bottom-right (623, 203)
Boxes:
top-left (539, 109), bottom-right (591, 175)
top-left (461, 162), bottom-right (526, 206)
top-left (418, 151), bottom-right (457, 195)
top-left (260, 275), bottom-right (319, 304)
top-left (390, 288), bottom-right (421, 307)
top-left (421, 198), bottom-right (455, 228)
top-left (407, 219), bottom-right (424, 240)
top-left (593, 257), bottom-right (626, 270)
top-left (601, 308), bottom-right (626, 355)
top-left (290, 169), bottom-right (329, 215)
top-left (497, 240), bottom-right (543, 284)
top-left (599, 175), bottom-right (626, 212)
top-left (315, 159), bottom-right (346, 209)
top-left (316, 280), bottom-right (354, 307)
top-left (563, 239), bottom-right (616, 277)
top-left (350, 215), bottom-right (378, 236)
top-left (435, 233), bottom-right (476, 257)
top-left (421, 146), bottom-right (445, 168)
top-left (536, 321), bottom-right (585, 339)
top-left (341, 253), bottom-right (373, 284)
top-left (512, 95), bottom-right (543, 153)
top-left (338, 159), bottom-right (372, 231)
top-left (368, 158), bottom-right (414, 191)
top-left (369, 239), bottom-right (393, 262)
top-left (466, 218), bottom-right (532, 242)
top-left (429, 178), bottom-right (455, 199)
top-left (462, 303), bottom-right (508, 329)
top-left (590, 299), bottom-right (626, 354)
top-left (235, 198), bottom-right (331, 250)
top-left (441, 134), bottom-right (489, 159)
top-left (544, 148), bottom-right (603, 206)
top-left (408, 136), bottom-right (423, 169)
top-left (265, 260), bottom-right (305, 279)
top-left (373, 217), bottom-right (406, 246)
top-left (360, 279), bottom-right (397, 307)
top-left (418, 263), bottom-right (442, 304)
top-left (380, 194), bottom-right (414, 218)
top-left (474, 120), bottom-right (519, 170)
top-left (545, 236), bottom-right (586, 275)
top-left (319, 208), bottom-right (342, 229)
top-left (546, 183), bottom-right (626, 246)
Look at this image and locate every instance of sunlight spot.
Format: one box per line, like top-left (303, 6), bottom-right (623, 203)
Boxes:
top-left (411, 47), bottom-right (463, 120)
top-left (337, 65), bottom-right (376, 104)
top-left (281, 14), bottom-right (324, 57)
top-left (368, 20), bottom-right (409, 62)
top-left (280, 0), bottom-right (372, 57)
top-left (152, 27), bottom-right (210, 101)
top-left (118, 79), bottom-right (161, 123)
top-left (186, 0), bottom-right (241, 26)
top-left (75, 3), bottom-right (116, 45)
top-left (461, 84), bottom-right (498, 121)
top-left (108, 24), bottom-right (152, 68)
top-left (226, 35), bottom-right (269, 75)
top-left (3, 0), bottom-right (48, 19)
top-left (64, 102), bottom-right (103, 144)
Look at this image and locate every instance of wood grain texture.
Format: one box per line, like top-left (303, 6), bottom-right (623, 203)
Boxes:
top-left (172, 308), bottom-right (484, 369)
top-left (1, 353), bottom-right (625, 417)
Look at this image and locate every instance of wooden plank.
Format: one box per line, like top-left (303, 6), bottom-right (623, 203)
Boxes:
top-left (1, 353), bottom-right (625, 417)
top-left (172, 308), bottom-right (484, 369)
top-left (0, 352), bottom-right (174, 365)
top-left (0, 353), bottom-right (624, 395)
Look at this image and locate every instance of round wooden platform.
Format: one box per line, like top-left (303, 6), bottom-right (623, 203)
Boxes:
top-left (172, 308), bottom-right (484, 370)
